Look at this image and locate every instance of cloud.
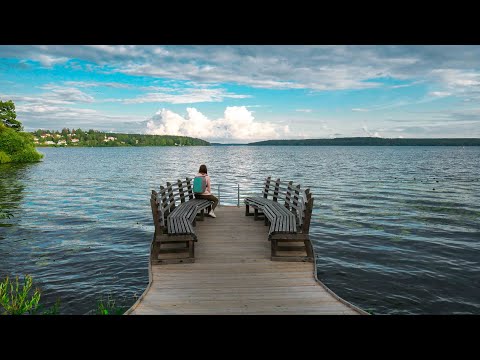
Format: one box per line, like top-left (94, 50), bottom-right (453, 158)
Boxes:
top-left (296, 109), bottom-right (312, 113)
top-left (16, 103), bottom-right (146, 131)
top-left (145, 106), bottom-right (287, 142)
top-left (63, 81), bottom-right (133, 89)
top-left (39, 85), bottom-right (95, 103)
top-left (428, 69), bottom-right (480, 100)
top-left (429, 91), bottom-right (452, 97)
top-left (123, 88), bottom-right (250, 104)
top-left (362, 124), bottom-right (382, 138)
top-left (2, 45), bottom-right (480, 94)
top-left (2, 45), bottom-right (475, 91)
top-left (352, 108), bottom-right (369, 112)
top-left (34, 54), bottom-right (69, 67)
top-left (1, 86), bottom-right (94, 106)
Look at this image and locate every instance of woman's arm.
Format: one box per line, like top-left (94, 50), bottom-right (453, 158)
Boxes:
top-left (206, 175), bottom-right (211, 193)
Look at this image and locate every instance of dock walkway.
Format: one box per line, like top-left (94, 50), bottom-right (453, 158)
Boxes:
top-left (127, 206), bottom-right (365, 315)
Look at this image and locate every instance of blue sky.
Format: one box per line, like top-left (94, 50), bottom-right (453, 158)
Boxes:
top-left (1, 45), bottom-right (479, 142)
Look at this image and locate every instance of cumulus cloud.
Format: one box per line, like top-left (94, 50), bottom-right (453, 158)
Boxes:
top-left (362, 124), bottom-right (382, 138)
top-left (145, 106), bottom-right (286, 142)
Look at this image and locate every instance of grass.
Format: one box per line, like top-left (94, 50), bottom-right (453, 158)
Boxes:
top-left (39, 298), bottom-right (61, 315)
top-left (95, 293), bottom-right (128, 315)
top-left (0, 275), bottom-right (41, 315)
top-left (1, 274), bottom-right (133, 315)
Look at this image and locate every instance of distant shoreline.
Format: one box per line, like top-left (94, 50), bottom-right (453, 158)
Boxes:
top-left (245, 138), bottom-right (480, 146)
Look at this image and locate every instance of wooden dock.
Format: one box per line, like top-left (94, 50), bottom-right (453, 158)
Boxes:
top-left (126, 206), bottom-right (366, 315)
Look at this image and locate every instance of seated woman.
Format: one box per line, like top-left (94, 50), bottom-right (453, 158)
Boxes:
top-left (193, 164), bottom-right (219, 218)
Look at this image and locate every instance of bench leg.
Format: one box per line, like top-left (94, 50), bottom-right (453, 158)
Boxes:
top-left (245, 204), bottom-right (250, 216)
top-left (304, 239), bottom-right (314, 259)
top-left (270, 238), bottom-right (313, 262)
top-left (188, 240), bottom-right (195, 261)
top-left (270, 239), bottom-right (278, 259)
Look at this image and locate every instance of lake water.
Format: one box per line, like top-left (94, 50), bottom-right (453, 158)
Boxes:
top-left (0, 146), bottom-right (479, 314)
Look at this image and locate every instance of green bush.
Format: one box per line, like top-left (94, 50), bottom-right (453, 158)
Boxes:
top-left (0, 275), bottom-right (41, 315)
top-left (0, 150), bottom-right (11, 164)
top-left (10, 147), bottom-right (44, 163)
top-left (0, 123), bottom-right (43, 164)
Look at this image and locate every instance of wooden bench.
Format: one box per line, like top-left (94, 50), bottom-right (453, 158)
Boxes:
top-left (245, 177), bottom-right (314, 262)
top-left (150, 178), bottom-right (213, 264)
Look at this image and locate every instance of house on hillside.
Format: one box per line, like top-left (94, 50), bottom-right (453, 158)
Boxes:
top-left (103, 135), bottom-right (117, 142)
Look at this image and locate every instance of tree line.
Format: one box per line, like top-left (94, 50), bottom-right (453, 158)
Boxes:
top-left (33, 128), bottom-right (210, 147)
top-left (249, 137), bottom-right (480, 146)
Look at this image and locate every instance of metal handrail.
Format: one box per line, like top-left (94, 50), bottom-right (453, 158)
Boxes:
top-left (215, 183), bottom-right (265, 207)
top-left (217, 183), bottom-right (241, 207)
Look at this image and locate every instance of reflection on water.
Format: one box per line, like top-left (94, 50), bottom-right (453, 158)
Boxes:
top-left (0, 164), bottom-right (28, 229)
top-left (0, 146), bottom-right (479, 314)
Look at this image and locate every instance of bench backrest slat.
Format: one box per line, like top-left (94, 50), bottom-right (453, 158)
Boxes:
top-left (178, 179), bottom-right (186, 203)
top-left (167, 181), bottom-right (175, 211)
top-left (285, 181), bottom-right (293, 209)
top-left (159, 185), bottom-right (169, 221)
top-left (263, 176), bottom-right (271, 199)
top-left (186, 177), bottom-right (194, 200)
top-left (273, 178), bottom-right (280, 202)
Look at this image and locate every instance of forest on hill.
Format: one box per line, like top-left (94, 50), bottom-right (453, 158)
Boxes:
top-left (248, 137), bottom-right (480, 146)
top-left (31, 128), bottom-right (210, 147)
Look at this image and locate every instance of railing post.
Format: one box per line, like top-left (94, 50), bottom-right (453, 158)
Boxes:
top-left (237, 184), bottom-right (240, 207)
top-left (218, 184), bottom-right (220, 205)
